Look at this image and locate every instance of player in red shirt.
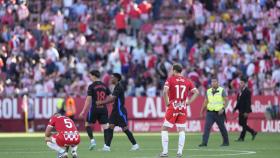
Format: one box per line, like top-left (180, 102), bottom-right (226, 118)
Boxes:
top-left (45, 113), bottom-right (80, 158)
top-left (160, 64), bottom-right (199, 158)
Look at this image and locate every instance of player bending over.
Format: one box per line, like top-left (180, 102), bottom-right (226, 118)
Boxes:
top-left (45, 113), bottom-right (80, 158)
top-left (160, 64), bottom-right (199, 158)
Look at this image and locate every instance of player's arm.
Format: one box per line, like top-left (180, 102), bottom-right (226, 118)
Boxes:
top-left (163, 85), bottom-right (170, 107)
top-left (186, 88), bottom-right (199, 105)
top-left (96, 95), bottom-right (116, 105)
top-left (97, 85), bottom-right (119, 105)
top-left (79, 96), bottom-right (92, 117)
top-left (45, 116), bottom-right (56, 142)
top-left (80, 85), bottom-right (94, 117)
top-left (45, 125), bottom-right (53, 138)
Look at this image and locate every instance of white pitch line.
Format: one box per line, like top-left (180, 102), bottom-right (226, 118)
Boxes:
top-left (0, 148), bottom-right (256, 158)
top-left (140, 148), bottom-right (256, 157)
top-left (0, 132), bottom-right (202, 138)
top-left (0, 151), bottom-right (50, 154)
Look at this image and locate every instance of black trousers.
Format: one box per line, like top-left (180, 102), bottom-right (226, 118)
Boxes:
top-left (202, 111), bottom-right (229, 145)
top-left (238, 113), bottom-right (255, 139)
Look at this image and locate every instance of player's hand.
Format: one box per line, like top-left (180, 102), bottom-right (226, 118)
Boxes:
top-left (45, 137), bottom-right (51, 142)
top-left (96, 101), bottom-right (101, 106)
top-left (185, 100), bottom-right (191, 106)
top-left (243, 113), bottom-right (248, 118)
top-left (79, 111), bottom-right (85, 118)
top-left (166, 103), bottom-right (170, 107)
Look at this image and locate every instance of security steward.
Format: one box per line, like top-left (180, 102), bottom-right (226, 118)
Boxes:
top-left (199, 77), bottom-right (229, 147)
top-left (65, 96), bottom-right (76, 121)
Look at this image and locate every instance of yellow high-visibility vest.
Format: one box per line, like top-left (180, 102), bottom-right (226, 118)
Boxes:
top-left (206, 87), bottom-right (224, 111)
top-left (56, 98), bottom-right (64, 110)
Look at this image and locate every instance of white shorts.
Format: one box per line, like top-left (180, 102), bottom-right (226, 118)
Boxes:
top-left (163, 119), bottom-right (186, 129)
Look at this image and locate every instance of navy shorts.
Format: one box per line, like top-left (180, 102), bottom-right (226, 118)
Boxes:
top-left (109, 110), bottom-right (128, 128)
top-left (86, 107), bottom-right (108, 124)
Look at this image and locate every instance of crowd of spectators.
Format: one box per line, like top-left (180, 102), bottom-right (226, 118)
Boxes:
top-left (0, 0), bottom-right (279, 98)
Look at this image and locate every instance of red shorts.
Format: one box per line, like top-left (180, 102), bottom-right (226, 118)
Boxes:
top-left (163, 104), bottom-right (187, 128)
top-left (52, 131), bottom-right (80, 147)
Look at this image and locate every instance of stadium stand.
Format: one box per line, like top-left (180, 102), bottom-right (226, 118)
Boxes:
top-left (0, 0), bottom-right (279, 98)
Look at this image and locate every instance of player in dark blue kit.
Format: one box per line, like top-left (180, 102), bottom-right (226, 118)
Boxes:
top-left (96, 73), bottom-right (139, 151)
top-left (79, 70), bottom-right (111, 150)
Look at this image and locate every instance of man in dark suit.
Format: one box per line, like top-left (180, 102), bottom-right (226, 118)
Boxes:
top-left (233, 77), bottom-right (257, 141)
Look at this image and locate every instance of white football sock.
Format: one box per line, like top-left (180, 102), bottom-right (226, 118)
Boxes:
top-left (178, 131), bottom-right (185, 154)
top-left (46, 142), bottom-right (65, 153)
top-left (161, 131), bottom-right (169, 154)
top-left (71, 145), bottom-right (78, 153)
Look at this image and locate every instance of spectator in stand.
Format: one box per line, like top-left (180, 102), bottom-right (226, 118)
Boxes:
top-left (262, 72), bottom-right (276, 95)
top-left (1, 8), bottom-right (14, 27)
top-left (129, 3), bottom-right (142, 37)
top-left (17, 2), bottom-right (29, 26)
top-left (72, 0), bottom-right (87, 20)
top-left (53, 10), bottom-right (65, 34)
top-left (138, 0), bottom-right (152, 22)
top-left (192, 0), bottom-right (205, 26)
top-left (46, 42), bottom-right (59, 62)
top-left (155, 57), bottom-right (171, 89)
top-left (146, 77), bottom-right (157, 97)
top-left (115, 8), bottom-right (127, 35)
top-left (0, 0), bottom-right (279, 97)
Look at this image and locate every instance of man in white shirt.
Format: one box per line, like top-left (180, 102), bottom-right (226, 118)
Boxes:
top-left (132, 43), bottom-right (145, 64)
top-left (272, 66), bottom-right (280, 83)
top-left (46, 43), bottom-right (60, 62)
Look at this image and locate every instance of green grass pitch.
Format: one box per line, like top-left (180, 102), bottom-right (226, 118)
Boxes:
top-left (0, 132), bottom-right (279, 158)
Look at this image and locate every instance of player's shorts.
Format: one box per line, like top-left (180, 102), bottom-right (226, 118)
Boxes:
top-left (109, 109), bottom-right (128, 128)
top-left (52, 131), bottom-right (80, 147)
top-left (163, 103), bottom-right (187, 128)
top-left (86, 107), bottom-right (108, 124)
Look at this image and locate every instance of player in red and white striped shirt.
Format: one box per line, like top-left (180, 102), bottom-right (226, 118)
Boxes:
top-left (160, 64), bottom-right (199, 157)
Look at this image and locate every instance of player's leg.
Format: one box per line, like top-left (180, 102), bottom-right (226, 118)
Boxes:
top-left (70, 132), bottom-right (81, 158)
top-left (122, 126), bottom-right (139, 150)
top-left (70, 145), bottom-right (78, 158)
top-left (85, 122), bottom-right (97, 150)
top-left (161, 123), bottom-right (172, 157)
top-left (85, 107), bottom-right (98, 150)
top-left (101, 123), bottom-right (109, 144)
top-left (118, 112), bottom-right (139, 150)
top-left (102, 124), bottom-right (115, 151)
top-left (160, 108), bottom-right (175, 157)
top-left (98, 109), bottom-right (110, 145)
top-left (45, 135), bottom-right (67, 158)
top-left (176, 127), bottom-right (185, 158)
top-left (175, 113), bottom-right (187, 157)
top-left (102, 113), bottom-right (116, 151)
